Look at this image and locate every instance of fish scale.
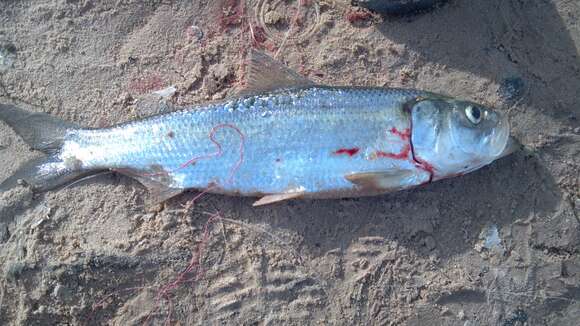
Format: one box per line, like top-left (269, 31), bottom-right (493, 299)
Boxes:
top-left (61, 86), bottom-right (426, 196)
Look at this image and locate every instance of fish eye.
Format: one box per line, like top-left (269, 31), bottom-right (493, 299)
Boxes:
top-left (465, 106), bottom-right (482, 124)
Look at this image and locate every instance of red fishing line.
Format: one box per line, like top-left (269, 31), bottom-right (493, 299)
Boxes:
top-left (148, 124), bottom-right (244, 325)
top-left (144, 212), bottom-right (222, 326)
top-left (94, 124), bottom-right (245, 324)
top-left (177, 123), bottom-right (245, 182)
top-left (141, 123), bottom-right (245, 184)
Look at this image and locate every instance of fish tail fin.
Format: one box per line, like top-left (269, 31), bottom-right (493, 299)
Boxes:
top-left (0, 103), bottom-right (89, 192)
top-left (0, 103), bottom-right (78, 153)
top-left (0, 155), bottom-right (88, 192)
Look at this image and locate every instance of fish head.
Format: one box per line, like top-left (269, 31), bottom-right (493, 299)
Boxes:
top-left (410, 97), bottom-right (517, 180)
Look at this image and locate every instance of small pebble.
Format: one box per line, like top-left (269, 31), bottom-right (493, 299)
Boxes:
top-left (186, 25), bottom-right (204, 41)
top-left (5, 262), bottom-right (26, 281)
top-left (161, 214), bottom-right (177, 231)
top-left (52, 283), bottom-right (73, 302)
top-left (0, 42), bottom-right (16, 70)
top-left (423, 235), bottom-right (436, 251)
top-left (498, 77), bottom-right (525, 102)
top-left (152, 85), bottom-right (176, 99)
top-left (0, 224), bottom-right (8, 243)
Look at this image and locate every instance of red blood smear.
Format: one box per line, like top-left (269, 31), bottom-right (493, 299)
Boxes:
top-left (409, 148), bottom-right (436, 183)
top-left (405, 116), bottom-right (436, 183)
top-left (346, 11), bottom-right (373, 24)
top-left (390, 127), bottom-right (411, 140)
top-left (264, 42), bottom-right (278, 53)
top-left (220, 0), bottom-right (244, 30)
top-left (251, 25), bottom-right (267, 47)
top-left (389, 126), bottom-right (435, 178)
top-left (414, 156), bottom-right (435, 177)
top-left (128, 74), bottom-right (164, 95)
top-left (334, 148), bottom-right (360, 157)
top-left (371, 127), bottom-right (412, 160)
top-left (375, 144), bottom-right (411, 160)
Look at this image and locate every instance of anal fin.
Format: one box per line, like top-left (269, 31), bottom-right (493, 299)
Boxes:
top-left (141, 179), bottom-right (183, 207)
top-left (253, 191), bottom-right (305, 207)
top-left (115, 168), bottom-right (183, 207)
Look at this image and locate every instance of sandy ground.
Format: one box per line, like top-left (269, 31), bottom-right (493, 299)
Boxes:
top-left (0, 0), bottom-right (579, 325)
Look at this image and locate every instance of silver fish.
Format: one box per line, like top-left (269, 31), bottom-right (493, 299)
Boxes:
top-left (0, 51), bottom-right (517, 206)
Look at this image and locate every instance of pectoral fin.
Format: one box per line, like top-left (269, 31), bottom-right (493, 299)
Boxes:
top-left (253, 191), bottom-right (305, 207)
top-left (345, 170), bottom-right (420, 192)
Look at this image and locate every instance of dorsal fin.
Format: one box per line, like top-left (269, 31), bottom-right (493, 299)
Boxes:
top-left (239, 50), bottom-right (315, 95)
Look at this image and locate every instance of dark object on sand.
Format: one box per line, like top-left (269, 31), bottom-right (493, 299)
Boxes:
top-left (498, 77), bottom-right (525, 102)
top-left (352, 0), bottom-right (447, 15)
top-left (502, 309), bottom-right (528, 326)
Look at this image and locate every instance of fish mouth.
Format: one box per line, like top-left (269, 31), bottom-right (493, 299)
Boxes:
top-left (499, 136), bottom-right (520, 158)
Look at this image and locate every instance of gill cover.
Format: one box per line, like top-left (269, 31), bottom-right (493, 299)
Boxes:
top-left (410, 98), bottom-right (512, 180)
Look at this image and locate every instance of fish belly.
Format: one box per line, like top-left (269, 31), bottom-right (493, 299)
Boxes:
top-left (62, 87), bottom-right (430, 196)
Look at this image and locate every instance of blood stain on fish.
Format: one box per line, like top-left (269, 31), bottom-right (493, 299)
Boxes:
top-left (375, 144), bottom-right (411, 160)
top-left (413, 156), bottom-right (436, 182)
top-left (333, 148), bottom-right (360, 157)
top-left (389, 127), bottom-right (411, 140)
top-left (368, 127), bottom-right (413, 160)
